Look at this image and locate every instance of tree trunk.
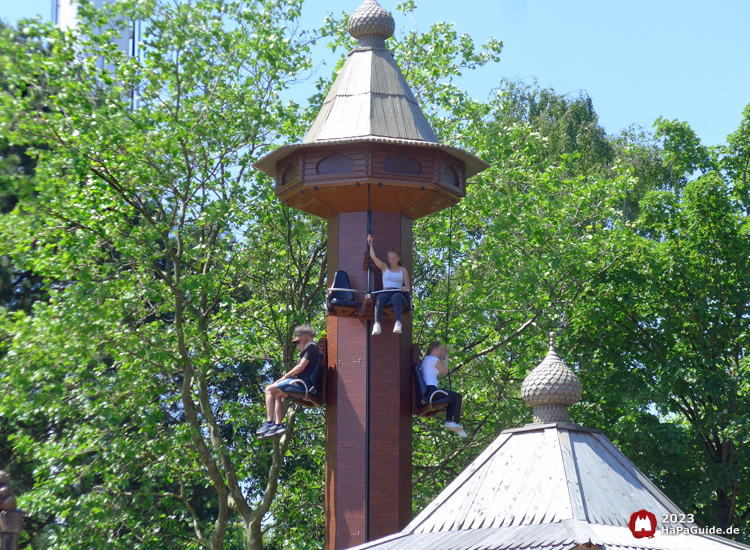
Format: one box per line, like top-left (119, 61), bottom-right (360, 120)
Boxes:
top-left (246, 519), bottom-right (264, 550)
top-left (712, 438), bottom-right (737, 532)
top-left (716, 488), bottom-right (733, 530)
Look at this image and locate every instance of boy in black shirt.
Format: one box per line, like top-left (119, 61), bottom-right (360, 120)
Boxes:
top-left (257, 325), bottom-right (320, 439)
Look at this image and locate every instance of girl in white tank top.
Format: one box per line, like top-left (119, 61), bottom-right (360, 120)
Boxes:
top-left (421, 355), bottom-right (441, 387)
top-left (367, 234), bottom-right (412, 335)
top-left (421, 341), bottom-right (466, 437)
top-left (382, 266), bottom-right (404, 289)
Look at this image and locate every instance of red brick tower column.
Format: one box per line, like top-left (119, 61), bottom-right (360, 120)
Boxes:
top-left (325, 211), bottom-right (414, 548)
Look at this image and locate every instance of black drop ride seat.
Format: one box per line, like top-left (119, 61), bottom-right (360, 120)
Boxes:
top-left (413, 362), bottom-right (451, 418)
top-left (327, 270), bottom-right (360, 315)
top-left (285, 352), bottom-right (326, 408)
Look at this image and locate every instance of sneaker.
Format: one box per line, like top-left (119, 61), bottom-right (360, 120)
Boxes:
top-left (444, 421), bottom-right (462, 432)
top-left (256, 421), bottom-right (275, 435)
top-left (372, 323), bottom-right (382, 335)
top-left (268, 423), bottom-right (286, 438)
top-left (456, 428), bottom-right (468, 438)
top-left (393, 321), bottom-right (402, 334)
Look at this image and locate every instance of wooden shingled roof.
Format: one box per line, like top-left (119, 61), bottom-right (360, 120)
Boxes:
top-left (253, 44), bottom-right (489, 178)
top-left (350, 422), bottom-right (750, 550)
top-left (303, 47), bottom-right (438, 145)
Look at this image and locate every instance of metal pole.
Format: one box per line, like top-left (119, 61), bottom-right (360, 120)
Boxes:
top-left (445, 206), bottom-right (454, 391)
top-left (366, 179), bottom-right (375, 500)
top-left (367, 184), bottom-right (372, 293)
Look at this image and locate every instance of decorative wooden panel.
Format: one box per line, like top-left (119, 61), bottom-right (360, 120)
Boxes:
top-left (443, 164), bottom-right (459, 186)
top-left (282, 162), bottom-right (299, 187)
top-left (383, 153), bottom-right (422, 175)
top-left (305, 148), bottom-right (368, 183)
top-left (371, 145), bottom-right (434, 182)
top-left (318, 153), bottom-right (355, 175)
top-left (275, 152), bottom-right (299, 189)
top-left (275, 145), bottom-right (469, 220)
top-left (440, 154), bottom-right (466, 189)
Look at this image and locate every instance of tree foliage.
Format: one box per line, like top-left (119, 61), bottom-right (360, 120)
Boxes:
top-left (0, 1), bottom-right (503, 548)
top-left (1, 0), bottom-right (325, 548)
top-left (569, 109), bottom-right (750, 539)
top-left (1, 0), bottom-right (750, 548)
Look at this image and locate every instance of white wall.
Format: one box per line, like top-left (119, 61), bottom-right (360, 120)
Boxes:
top-left (55, 0), bottom-right (135, 57)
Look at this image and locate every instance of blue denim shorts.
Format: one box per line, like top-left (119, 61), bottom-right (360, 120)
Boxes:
top-left (276, 379), bottom-right (304, 393)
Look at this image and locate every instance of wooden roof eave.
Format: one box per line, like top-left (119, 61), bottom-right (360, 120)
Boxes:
top-left (254, 137), bottom-right (490, 179)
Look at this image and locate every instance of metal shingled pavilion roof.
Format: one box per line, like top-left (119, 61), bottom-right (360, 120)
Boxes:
top-left (349, 422), bottom-right (750, 550)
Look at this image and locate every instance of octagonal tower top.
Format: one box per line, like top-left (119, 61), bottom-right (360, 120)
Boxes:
top-left (254, 0), bottom-right (489, 220)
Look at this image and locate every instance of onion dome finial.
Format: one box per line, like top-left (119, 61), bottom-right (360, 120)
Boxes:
top-left (348, 0), bottom-right (395, 48)
top-left (521, 332), bottom-right (582, 423)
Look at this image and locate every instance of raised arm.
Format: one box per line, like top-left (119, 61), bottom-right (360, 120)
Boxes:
top-left (434, 358), bottom-right (448, 376)
top-left (367, 235), bottom-right (388, 271)
top-left (434, 347), bottom-right (449, 376)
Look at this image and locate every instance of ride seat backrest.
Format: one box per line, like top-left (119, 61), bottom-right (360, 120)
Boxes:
top-left (412, 363), bottom-right (429, 406)
top-left (329, 271), bottom-right (356, 303)
top-left (308, 352), bottom-right (325, 393)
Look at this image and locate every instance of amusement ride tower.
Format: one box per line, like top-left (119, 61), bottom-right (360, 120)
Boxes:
top-left (255, 1), bottom-right (488, 548)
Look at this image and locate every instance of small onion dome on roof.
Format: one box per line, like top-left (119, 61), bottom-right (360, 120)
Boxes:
top-left (521, 331), bottom-right (582, 423)
top-left (348, 0), bottom-right (395, 47)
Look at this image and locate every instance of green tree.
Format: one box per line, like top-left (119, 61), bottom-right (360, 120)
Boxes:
top-left (569, 106), bottom-right (750, 540)
top-left (0, 1), bottom-right (505, 548)
top-left (0, 0), bottom-right (327, 548)
top-left (0, 20), bottom-right (58, 546)
top-left (0, 20), bottom-right (47, 312)
top-left (407, 81), bottom-right (637, 507)
top-left (5, 0), bottom-right (746, 546)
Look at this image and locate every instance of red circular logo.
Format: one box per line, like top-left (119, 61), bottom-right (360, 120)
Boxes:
top-left (629, 510), bottom-right (657, 538)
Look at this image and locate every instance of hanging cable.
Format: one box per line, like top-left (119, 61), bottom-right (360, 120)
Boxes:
top-left (445, 205), bottom-right (454, 391)
top-left (365, 184), bottom-right (372, 537)
top-left (367, 184), bottom-right (372, 293)
top-left (284, 205), bottom-right (292, 370)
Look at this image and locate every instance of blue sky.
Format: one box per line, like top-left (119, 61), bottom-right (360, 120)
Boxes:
top-left (4, 0), bottom-right (749, 146)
